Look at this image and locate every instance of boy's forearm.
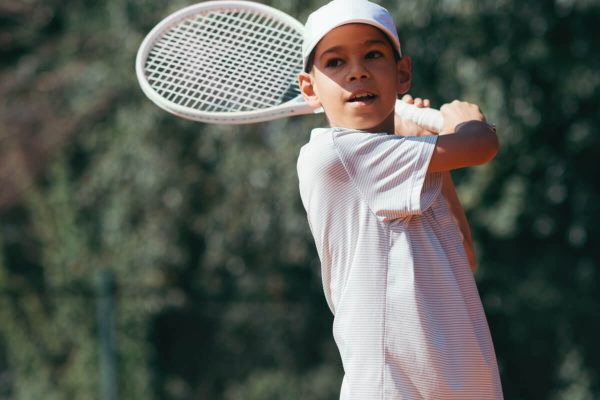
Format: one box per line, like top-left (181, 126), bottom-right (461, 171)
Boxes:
top-left (441, 172), bottom-right (476, 272)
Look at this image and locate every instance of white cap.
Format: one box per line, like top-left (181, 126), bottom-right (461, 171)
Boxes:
top-left (302, 0), bottom-right (402, 71)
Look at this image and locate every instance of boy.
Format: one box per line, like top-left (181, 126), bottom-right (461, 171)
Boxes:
top-left (296, 0), bottom-right (503, 399)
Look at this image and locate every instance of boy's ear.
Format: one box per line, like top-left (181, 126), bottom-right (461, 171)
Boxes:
top-left (396, 56), bottom-right (412, 95)
top-left (298, 72), bottom-right (322, 108)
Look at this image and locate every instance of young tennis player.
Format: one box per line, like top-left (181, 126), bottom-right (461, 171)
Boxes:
top-left (296, 0), bottom-right (503, 399)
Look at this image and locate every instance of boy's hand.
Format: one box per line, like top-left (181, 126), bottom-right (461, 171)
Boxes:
top-left (394, 94), bottom-right (436, 137)
top-left (440, 100), bottom-right (488, 134)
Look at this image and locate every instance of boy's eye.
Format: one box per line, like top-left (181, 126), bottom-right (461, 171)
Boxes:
top-left (366, 50), bottom-right (383, 59)
top-left (325, 58), bottom-right (344, 68)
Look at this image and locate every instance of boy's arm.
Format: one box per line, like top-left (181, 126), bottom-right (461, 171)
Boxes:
top-left (441, 171), bottom-right (476, 272)
top-left (395, 95), bottom-right (488, 271)
top-left (430, 100), bottom-right (495, 270)
top-left (395, 98), bottom-right (498, 174)
top-left (427, 101), bottom-right (498, 173)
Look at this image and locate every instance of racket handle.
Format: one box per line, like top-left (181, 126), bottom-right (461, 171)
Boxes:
top-left (395, 100), bottom-right (444, 134)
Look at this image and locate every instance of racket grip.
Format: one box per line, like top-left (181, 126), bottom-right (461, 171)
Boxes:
top-left (395, 100), bottom-right (444, 134)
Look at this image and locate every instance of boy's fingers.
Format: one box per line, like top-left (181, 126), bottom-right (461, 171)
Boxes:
top-left (401, 94), bottom-right (431, 108)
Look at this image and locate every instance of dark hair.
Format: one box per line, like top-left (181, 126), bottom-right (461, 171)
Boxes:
top-left (304, 32), bottom-right (401, 73)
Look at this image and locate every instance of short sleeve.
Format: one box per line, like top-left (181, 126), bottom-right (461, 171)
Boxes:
top-left (332, 129), bottom-right (442, 222)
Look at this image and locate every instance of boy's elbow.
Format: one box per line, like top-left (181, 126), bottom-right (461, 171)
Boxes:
top-left (476, 127), bottom-right (499, 165)
top-left (454, 121), bottom-right (499, 166)
top-left (482, 129), bottom-right (500, 164)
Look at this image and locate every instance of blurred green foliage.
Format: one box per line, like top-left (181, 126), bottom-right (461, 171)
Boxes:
top-left (0, 0), bottom-right (599, 399)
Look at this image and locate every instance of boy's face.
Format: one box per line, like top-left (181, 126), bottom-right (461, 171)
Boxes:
top-left (299, 24), bottom-right (411, 133)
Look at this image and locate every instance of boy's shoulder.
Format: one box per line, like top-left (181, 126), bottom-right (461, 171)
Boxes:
top-left (300, 127), bottom-right (436, 165)
top-left (303, 127), bottom-right (393, 147)
top-left (298, 128), bottom-right (337, 169)
top-left (299, 127), bottom-right (366, 164)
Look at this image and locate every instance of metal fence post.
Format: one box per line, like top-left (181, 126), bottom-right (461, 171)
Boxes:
top-left (97, 270), bottom-right (118, 400)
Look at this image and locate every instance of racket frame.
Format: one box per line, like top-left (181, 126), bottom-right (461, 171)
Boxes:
top-left (136, 0), bottom-right (317, 124)
top-left (136, 0), bottom-right (444, 132)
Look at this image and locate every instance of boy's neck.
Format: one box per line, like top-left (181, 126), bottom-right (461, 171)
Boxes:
top-left (328, 111), bottom-right (395, 134)
top-left (352, 112), bottom-right (395, 134)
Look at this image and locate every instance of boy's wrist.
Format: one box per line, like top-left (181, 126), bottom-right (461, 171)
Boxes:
top-left (455, 120), bottom-right (496, 134)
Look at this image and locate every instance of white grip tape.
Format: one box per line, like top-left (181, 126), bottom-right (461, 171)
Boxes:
top-left (395, 101), bottom-right (444, 133)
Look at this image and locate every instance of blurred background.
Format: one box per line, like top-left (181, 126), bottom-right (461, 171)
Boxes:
top-left (0, 0), bottom-right (599, 399)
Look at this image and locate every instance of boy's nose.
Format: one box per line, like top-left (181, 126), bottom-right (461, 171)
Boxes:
top-left (347, 63), bottom-right (370, 81)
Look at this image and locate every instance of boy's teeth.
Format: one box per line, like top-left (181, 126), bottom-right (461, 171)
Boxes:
top-left (351, 93), bottom-right (375, 101)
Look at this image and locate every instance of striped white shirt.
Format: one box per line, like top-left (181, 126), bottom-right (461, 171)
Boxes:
top-left (297, 128), bottom-right (503, 400)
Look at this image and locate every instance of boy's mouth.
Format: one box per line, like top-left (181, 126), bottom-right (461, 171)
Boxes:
top-left (348, 92), bottom-right (377, 103)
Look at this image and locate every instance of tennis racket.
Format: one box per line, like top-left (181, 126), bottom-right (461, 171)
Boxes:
top-left (135, 0), bottom-right (444, 131)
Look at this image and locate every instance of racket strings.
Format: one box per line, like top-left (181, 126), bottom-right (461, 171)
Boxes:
top-left (144, 8), bottom-right (303, 113)
top-left (188, 14), bottom-right (298, 107)
top-left (197, 12), bottom-right (303, 108)
top-left (156, 15), bottom-right (298, 111)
